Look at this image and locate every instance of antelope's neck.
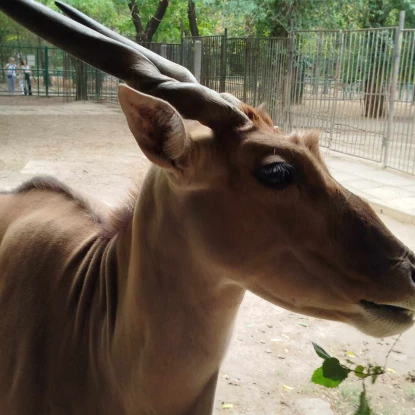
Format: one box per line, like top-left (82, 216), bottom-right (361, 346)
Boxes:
top-left (109, 168), bottom-right (245, 412)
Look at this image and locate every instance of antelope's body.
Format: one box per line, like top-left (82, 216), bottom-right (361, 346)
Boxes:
top-left (0, 173), bottom-right (239, 415)
top-left (0, 1), bottom-right (414, 414)
top-left (0, 181), bottom-right (115, 414)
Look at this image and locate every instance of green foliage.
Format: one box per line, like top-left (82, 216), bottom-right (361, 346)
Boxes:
top-left (311, 367), bottom-right (347, 388)
top-left (370, 365), bottom-right (383, 384)
top-left (322, 358), bottom-right (351, 381)
top-left (356, 387), bottom-right (372, 415)
top-left (310, 341), bottom-right (401, 415)
top-left (312, 342), bottom-right (331, 360)
top-left (1, 0), bottom-right (414, 47)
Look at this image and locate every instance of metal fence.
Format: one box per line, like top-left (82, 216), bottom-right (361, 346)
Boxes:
top-left (1, 14), bottom-right (414, 175)
top-left (140, 42), bottom-right (182, 64)
top-left (180, 19), bottom-right (415, 175)
top-left (0, 45), bottom-right (119, 102)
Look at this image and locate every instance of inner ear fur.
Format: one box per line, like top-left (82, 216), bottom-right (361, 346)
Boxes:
top-left (118, 84), bottom-right (192, 171)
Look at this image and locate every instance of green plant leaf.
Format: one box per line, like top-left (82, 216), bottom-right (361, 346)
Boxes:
top-left (322, 358), bottom-right (350, 381)
top-left (371, 366), bottom-right (383, 384)
top-left (354, 388), bottom-right (372, 415)
top-left (311, 367), bottom-right (344, 388)
top-left (355, 365), bottom-right (366, 378)
top-left (312, 342), bottom-right (331, 360)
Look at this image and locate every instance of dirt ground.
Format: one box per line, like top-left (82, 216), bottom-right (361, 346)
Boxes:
top-left (1, 96), bottom-right (415, 415)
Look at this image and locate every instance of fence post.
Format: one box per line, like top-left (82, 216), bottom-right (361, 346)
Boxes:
top-left (0, 46), bottom-right (4, 84)
top-left (253, 38), bottom-right (259, 107)
top-left (95, 69), bottom-right (102, 99)
top-left (219, 28), bottom-right (227, 93)
top-left (243, 41), bottom-right (248, 102)
top-left (285, 20), bottom-right (295, 130)
top-left (329, 30), bottom-right (344, 148)
top-left (180, 32), bottom-right (185, 66)
top-left (160, 44), bottom-right (167, 59)
top-left (36, 47), bottom-right (40, 96)
top-left (383, 11), bottom-right (405, 168)
top-left (194, 40), bottom-right (202, 82)
top-left (45, 46), bottom-right (49, 97)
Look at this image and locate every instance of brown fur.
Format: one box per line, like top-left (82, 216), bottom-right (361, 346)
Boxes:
top-left (6, 176), bottom-right (140, 240)
top-left (240, 104), bottom-right (275, 130)
top-left (101, 185), bottom-right (139, 238)
top-left (0, 81), bottom-right (414, 415)
top-left (3, 3), bottom-right (414, 414)
top-left (5, 176), bottom-right (104, 225)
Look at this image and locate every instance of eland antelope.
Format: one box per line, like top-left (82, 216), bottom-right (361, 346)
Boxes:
top-left (0, 1), bottom-right (414, 414)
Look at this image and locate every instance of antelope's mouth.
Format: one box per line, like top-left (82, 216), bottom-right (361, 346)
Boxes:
top-left (360, 300), bottom-right (415, 324)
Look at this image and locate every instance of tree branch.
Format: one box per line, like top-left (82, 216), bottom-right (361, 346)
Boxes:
top-left (128, 1), bottom-right (145, 42)
top-left (145, 0), bottom-right (169, 42)
top-left (188, 0), bottom-right (200, 37)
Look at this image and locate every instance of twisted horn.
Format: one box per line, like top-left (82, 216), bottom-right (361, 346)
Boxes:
top-left (56, 1), bottom-right (247, 113)
top-left (0, 0), bottom-right (249, 129)
top-left (55, 0), bottom-right (197, 84)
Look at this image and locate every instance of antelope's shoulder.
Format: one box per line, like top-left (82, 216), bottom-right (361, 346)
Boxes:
top-left (1, 176), bottom-right (105, 227)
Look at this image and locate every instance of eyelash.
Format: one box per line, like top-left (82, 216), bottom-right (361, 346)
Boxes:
top-left (254, 162), bottom-right (296, 190)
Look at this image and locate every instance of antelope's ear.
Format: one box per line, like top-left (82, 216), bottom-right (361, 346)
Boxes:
top-left (118, 84), bottom-right (191, 171)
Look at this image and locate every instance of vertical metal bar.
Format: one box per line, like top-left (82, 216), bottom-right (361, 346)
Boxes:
top-left (243, 40), bottom-right (248, 102)
top-left (253, 38), bottom-right (259, 107)
top-left (45, 46), bottom-right (49, 97)
top-left (193, 40), bottom-right (202, 82)
top-left (180, 32), bottom-right (185, 66)
top-left (219, 28), bottom-right (227, 93)
top-left (286, 20), bottom-right (295, 130)
top-left (36, 47), bottom-right (40, 96)
top-left (384, 11), bottom-right (405, 167)
top-left (313, 34), bottom-right (322, 95)
top-left (396, 30), bottom-right (409, 170)
top-left (379, 30), bottom-right (391, 149)
top-left (329, 31), bottom-right (343, 148)
top-left (370, 30), bottom-right (382, 159)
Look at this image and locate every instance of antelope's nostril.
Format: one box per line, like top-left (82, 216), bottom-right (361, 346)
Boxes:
top-left (412, 267), bottom-right (415, 285)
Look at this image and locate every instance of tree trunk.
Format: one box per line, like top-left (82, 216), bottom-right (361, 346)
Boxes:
top-left (291, 58), bottom-right (305, 105)
top-left (145, 0), bottom-right (169, 42)
top-left (364, 79), bottom-right (385, 118)
top-left (362, 30), bottom-right (388, 118)
top-left (128, 0), bottom-right (169, 43)
top-left (70, 56), bottom-right (88, 101)
top-left (128, 1), bottom-right (145, 43)
top-left (188, 0), bottom-right (199, 37)
top-left (37, 36), bottom-right (50, 88)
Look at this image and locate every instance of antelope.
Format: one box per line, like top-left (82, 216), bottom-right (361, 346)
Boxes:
top-left (0, 1), bottom-right (415, 414)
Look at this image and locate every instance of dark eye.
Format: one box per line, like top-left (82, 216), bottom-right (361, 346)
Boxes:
top-left (254, 162), bottom-right (296, 189)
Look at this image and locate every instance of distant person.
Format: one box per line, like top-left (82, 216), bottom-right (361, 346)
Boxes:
top-left (19, 59), bottom-right (32, 96)
top-left (4, 57), bottom-right (17, 95)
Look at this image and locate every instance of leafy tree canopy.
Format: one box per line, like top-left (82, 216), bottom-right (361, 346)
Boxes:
top-left (0, 0), bottom-right (414, 45)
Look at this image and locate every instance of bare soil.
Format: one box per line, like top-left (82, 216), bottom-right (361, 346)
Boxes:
top-left (1, 96), bottom-right (414, 415)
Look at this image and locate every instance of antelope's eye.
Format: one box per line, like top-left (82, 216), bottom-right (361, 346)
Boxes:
top-left (254, 162), bottom-right (296, 190)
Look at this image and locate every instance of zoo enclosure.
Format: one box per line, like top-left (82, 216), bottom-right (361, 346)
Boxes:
top-left (1, 13), bottom-right (414, 175)
top-left (0, 45), bottom-right (120, 102)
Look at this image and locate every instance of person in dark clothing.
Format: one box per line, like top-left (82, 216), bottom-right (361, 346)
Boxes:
top-left (20, 59), bottom-right (32, 96)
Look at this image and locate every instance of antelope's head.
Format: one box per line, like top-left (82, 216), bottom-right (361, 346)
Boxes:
top-left (2, 0), bottom-right (414, 338)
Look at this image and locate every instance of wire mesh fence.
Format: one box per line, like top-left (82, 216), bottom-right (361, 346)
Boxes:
top-left (182, 36), bottom-right (224, 91)
top-left (0, 45), bottom-right (119, 102)
top-left (179, 24), bottom-right (414, 176)
top-left (225, 37), bottom-right (289, 125)
top-left (1, 16), bottom-right (414, 175)
top-left (140, 42), bottom-right (182, 64)
top-left (387, 29), bottom-right (415, 174)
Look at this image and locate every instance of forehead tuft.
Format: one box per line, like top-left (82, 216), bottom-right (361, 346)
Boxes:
top-left (289, 130), bottom-right (321, 156)
top-left (240, 104), bottom-right (275, 131)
